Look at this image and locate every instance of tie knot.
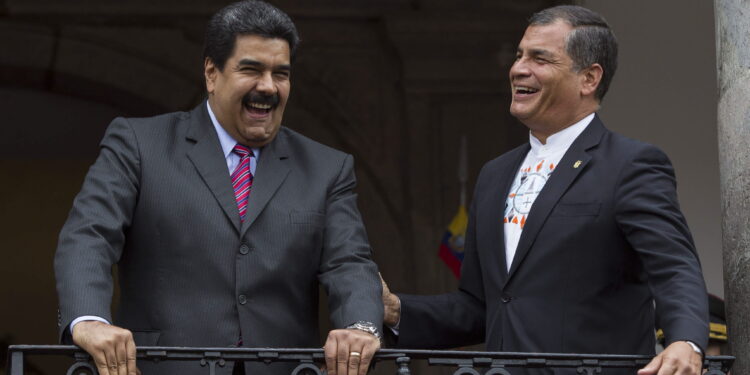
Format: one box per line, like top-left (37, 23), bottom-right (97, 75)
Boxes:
top-left (233, 144), bottom-right (253, 158)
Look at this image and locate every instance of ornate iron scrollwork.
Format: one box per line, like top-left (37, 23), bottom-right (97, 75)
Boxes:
top-left (290, 362), bottom-right (323, 375)
top-left (65, 361), bottom-right (97, 375)
top-left (452, 366), bottom-right (482, 375)
top-left (485, 367), bottom-right (512, 375)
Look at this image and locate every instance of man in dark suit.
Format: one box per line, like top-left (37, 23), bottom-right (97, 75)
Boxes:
top-left (54, 2), bottom-right (381, 375)
top-left (382, 5), bottom-right (708, 375)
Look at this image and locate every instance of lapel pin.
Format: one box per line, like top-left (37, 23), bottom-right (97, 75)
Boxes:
top-left (573, 160), bottom-right (582, 169)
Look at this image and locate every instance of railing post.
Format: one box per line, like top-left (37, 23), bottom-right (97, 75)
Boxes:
top-left (395, 356), bottom-right (411, 375)
top-left (9, 350), bottom-right (24, 375)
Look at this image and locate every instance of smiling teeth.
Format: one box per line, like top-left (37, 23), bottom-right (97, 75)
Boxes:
top-left (515, 86), bottom-right (538, 94)
top-left (249, 103), bottom-right (272, 109)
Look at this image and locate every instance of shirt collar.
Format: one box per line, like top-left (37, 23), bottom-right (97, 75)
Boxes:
top-left (529, 112), bottom-right (595, 154)
top-left (207, 101), bottom-right (261, 159)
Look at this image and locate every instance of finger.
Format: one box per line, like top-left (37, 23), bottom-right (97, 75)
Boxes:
top-left (337, 336), bottom-right (350, 375)
top-left (105, 348), bottom-right (119, 375)
top-left (93, 350), bottom-right (111, 375)
top-left (357, 346), bottom-right (374, 375)
top-left (323, 334), bottom-right (337, 375)
top-left (126, 335), bottom-right (137, 375)
top-left (638, 355), bottom-right (662, 375)
top-left (116, 340), bottom-right (128, 375)
top-left (347, 345), bottom-right (363, 375)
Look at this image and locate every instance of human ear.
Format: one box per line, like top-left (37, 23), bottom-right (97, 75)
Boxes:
top-left (204, 58), bottom-right (217, 94)
top-left (581, 63), bottom-right (603, 97)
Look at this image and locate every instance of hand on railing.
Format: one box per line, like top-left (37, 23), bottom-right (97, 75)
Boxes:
top-left (72, 321), bottom-right (140, 375)
top-left (638, 341), bottom-right (702, 375)
top-left (323, 328), bottom-right (380, 375)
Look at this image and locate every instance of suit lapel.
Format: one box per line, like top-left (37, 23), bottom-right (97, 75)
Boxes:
top-left (506, 116), bottom-right (606, 280)
top-left (240, 129), bottom-right (291, 236)
top-left (186, 103), bottom-right (242, 233)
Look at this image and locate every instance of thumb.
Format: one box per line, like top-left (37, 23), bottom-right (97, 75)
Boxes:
top-left (638, 354), bottom-right (662, 375)
top-left (378, 273), bottom-right (390, 294)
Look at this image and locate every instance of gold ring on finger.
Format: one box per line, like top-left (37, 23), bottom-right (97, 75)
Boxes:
top-left (349, 351), bottom-right (361, 357)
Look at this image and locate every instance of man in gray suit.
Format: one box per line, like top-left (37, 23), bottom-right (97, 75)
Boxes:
top-left (54, 2), bottom-right (382, 375)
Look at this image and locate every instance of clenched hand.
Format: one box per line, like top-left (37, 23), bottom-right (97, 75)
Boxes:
top-left (72, 321), bottom-right (139, 375)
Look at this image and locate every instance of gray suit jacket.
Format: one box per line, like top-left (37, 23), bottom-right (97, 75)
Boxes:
top-left (55, 102), bottom-right (383, 374)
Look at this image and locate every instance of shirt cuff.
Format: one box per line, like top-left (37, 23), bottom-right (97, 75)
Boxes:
top-left (685, 340), bottom-right (703, 355)
top-left (386, 316), bottom-right (401, 336)
top-left (70, 316), bottom-right (110, 334)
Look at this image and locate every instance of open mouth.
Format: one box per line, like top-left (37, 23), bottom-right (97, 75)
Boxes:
top-left (245, 101), bottom-right (273, 115)
top-left (514, 86), bottom-right (539, 96)
top-left (243, 92), bottom-right (279, 117)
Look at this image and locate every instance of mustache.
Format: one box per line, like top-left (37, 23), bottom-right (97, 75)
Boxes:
top-left (242, 91), bottom-right (280, 108)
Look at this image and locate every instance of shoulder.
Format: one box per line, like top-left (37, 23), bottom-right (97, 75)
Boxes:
top-left (101, 107), bottom-right (199, 151)
top-left (599, 128), bottom-right (671, 166)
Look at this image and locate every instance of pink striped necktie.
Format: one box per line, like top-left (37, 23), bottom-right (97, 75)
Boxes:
top-left (231, 144), bottom-right (254, 222)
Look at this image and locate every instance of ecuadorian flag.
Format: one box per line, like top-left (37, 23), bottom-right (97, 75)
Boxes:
top-left (438, 205), bottom-right (468, 278)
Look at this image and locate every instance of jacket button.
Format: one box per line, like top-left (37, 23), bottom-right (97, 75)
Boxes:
top-left (239, 244), bottom-right (250, 255)
top-left (238, 294), bottom-right (248, 305)
top-left (501, 293), bottom-right (512, 303)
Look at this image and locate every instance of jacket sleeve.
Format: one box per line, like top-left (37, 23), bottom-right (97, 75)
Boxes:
top-left (54, 117), bottom-right (141, 342)
top-left (396, 195), bottom-right (486, 349)
top-left (317, 154), bottom-right (384, 333)
top-left (614, 144), bottom-right (709, 351)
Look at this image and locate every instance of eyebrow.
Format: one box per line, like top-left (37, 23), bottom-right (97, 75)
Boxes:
top-left (237, 58), bottom-right (291, 71)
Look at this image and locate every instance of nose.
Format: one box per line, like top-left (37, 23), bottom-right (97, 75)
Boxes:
top-left (256, 72), bottom-right (276, 94)
top-left (509, 57), bottom-right (530, 80)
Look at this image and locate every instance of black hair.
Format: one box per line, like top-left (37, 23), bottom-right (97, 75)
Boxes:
top-left (203, 0), bottom-right (300, 71)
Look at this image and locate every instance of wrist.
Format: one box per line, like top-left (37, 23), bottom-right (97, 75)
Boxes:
top-left (346, 321), bottom-right (383, 343)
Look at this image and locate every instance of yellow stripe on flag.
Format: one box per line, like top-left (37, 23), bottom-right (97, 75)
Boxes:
top-left (448, 205), bottom-right (468, 236)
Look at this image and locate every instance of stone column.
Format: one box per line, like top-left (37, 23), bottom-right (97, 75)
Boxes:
top-left (715, 0), bottom-right (750, 371)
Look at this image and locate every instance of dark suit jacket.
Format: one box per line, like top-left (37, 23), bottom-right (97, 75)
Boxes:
top-left (397, 116), bottom-right (708, 369)
top-left (55, 102), bottom-right (383, 374)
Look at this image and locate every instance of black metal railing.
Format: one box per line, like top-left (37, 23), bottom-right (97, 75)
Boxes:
top-left (6, 345), bottom-right (734, 375)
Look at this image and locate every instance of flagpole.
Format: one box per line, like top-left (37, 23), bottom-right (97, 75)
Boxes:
top-left (459, 135), bottom-right (468, 207)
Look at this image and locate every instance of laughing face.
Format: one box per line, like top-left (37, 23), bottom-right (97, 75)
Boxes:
top-left (509, 20), bottom-right (596, 140)
top-left (205, 34), bottom-right (291, 147)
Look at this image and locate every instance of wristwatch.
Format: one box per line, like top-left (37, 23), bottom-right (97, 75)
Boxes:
top-left (346, 321), bottom-right (383, 343)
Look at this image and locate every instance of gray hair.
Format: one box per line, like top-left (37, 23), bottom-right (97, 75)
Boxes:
top-left (529, 5), bottom-right (618, 101)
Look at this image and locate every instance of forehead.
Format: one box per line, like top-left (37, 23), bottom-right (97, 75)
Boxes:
top-left (518, 20), bottom-right (573, 54)
top-left (229, 34), bottom-right (291, 63)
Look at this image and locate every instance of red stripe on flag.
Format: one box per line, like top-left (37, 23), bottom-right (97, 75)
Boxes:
top-left (439, 243), bottom-right (462, 278)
